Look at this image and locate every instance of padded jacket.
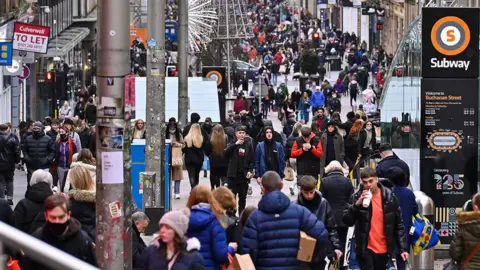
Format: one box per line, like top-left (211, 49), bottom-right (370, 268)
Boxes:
top-left (22, 134), bottom-right (56, 170)
top-left (242, 191), bottom-right (329, 270)
top-left (450, 211), bottom-right (480, 270)
top-left (186, 203), bottom-right (233, 270)
top-left (0, 132), bottom-right (21, 171)
top-left (342, 183), bottom-right (407, 257)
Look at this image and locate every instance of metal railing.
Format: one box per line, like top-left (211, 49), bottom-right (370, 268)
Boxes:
top-left (0, 221), bottom-right (98, 270)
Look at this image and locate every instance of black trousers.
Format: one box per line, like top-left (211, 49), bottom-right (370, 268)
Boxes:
top-left (0, 170), bottom-right (14, 199)
top-left (357, 249), bottom-right (389, 270)
top-left (350, 94), bottom-right (357, 106)
top-left (228, 174), bottom-right (249, 215)
top-left (210, 173), bottom-right (226, 190)
top-left (186, 164), bottom-right (203, 189)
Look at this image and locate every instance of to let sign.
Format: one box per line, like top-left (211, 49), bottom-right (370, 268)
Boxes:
top-left (12, 23), bottom-right (50, 54)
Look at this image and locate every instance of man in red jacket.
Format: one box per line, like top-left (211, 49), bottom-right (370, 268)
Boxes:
top-left (233, 92), bottom-right (247, 114)
top-left (290, 126), bottom-right (323, 182)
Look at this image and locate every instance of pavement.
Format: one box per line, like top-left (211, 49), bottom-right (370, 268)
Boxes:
top-left (8, 70), bottom-right (448, 268)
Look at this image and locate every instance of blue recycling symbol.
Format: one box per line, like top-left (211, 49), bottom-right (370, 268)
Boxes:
top-left (147, 38), bottom-right (157, 48)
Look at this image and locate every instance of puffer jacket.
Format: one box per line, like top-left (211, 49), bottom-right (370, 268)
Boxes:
top-left (22, 133), bottom-right (56, 170)
top-left (14, 182), bottom-right (53, 233)
top-left (242, 191), bottom-right (329, 270)
top-left (0, 132), bottom-right (21, 171)
top-left (186, 203), bottom-right (233, 270)
top-left (293, 191), bottom-right (340, 264)
top-left (285, 135), bottom-right (297, 160)
top-left (450, 211), bottom-right (480, 269)
top-left (320, 171), bottom-right (354, 227)
top-left (342, 183), bottom-right (407, 257)
top-left (68, 189), bottom-right (96, 240)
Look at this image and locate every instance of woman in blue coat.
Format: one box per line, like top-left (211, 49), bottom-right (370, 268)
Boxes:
top-left (135, 208), bottom-right (205, 270)
top-left (186, 185), bottom-right (236, 269)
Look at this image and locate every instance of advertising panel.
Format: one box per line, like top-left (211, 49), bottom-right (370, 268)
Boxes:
top-left (422, 8), bottom-right (479, 78)
top-left (420, 78), bottom-right (478, 243)
top-left (202, 66), bottom-right (227, 123)
top-left (0, 42), bottom-right (13, 66)
top-left (12, 23), bottom-right (51, 54)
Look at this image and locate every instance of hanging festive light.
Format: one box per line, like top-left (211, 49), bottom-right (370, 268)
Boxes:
top-left (188, 0), bottom-right (218, 52)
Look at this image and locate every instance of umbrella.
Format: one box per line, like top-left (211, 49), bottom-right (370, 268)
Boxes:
top-left (281, 21), bottom-right (292, 25)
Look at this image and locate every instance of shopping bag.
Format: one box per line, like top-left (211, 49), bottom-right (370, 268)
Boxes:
top-left (202, 156), bottom-right (210, 170)
top-left (7, 257), bottom-right (20, 270)
top-left (227, 253), bottom-right (256, 270)
top-left (171, 147), bottom-right (184, 166)
top-left (279, 65), bottom-right (287, 74)
top-left (411, 213), bottom-right (441, 255)
top-left (328, 260), bottom-right (341, 270)
top-left (284, 167), bottom-right (294, 181)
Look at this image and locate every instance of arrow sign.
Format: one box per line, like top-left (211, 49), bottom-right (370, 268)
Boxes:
top-left (376, 8), bottom-right (385, 16)
top-left (107, 77), bottom-right (114, 86)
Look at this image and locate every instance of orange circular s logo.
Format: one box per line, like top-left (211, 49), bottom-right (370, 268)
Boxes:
top-left (206, 70), bottom-right (223, 86)
top-left (431, 16), bottom-right (470, 56)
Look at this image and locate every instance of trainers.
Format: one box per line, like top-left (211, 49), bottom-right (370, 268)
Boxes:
top-left (203, 171), bottom-right (208, 178)
top-left (247, 184), bottom-right (253, 196)
top-left (289, 186), bottom-right (295, 196)
top-left (174, 194), bottom-right (180, 199)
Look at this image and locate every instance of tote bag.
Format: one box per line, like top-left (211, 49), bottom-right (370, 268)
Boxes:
top-left (171, 147), bottom-right (184, 166)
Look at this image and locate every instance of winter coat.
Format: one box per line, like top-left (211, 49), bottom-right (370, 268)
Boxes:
top-left (64, 162), bottom-right (97, 192)
top-left (284, 135), bottom-right (297, 160)
top-left (376, 155), bottom-right (411, 187)
top-left (392, 185), bottom-right (418, 250)
top-left (205, 137), bottom-right (229, 177)
top-left (342, 183), bottom-right (408, 257)
top-left (255, 141), bottom-right (285, 178)
top-left (320, 171), bottom-right (354, 227)
top-left (282, 118), bottom-right (296, 137)
top-left (320, 132), bottom-right (345, 171)
top-left (22, 218), bottom-right (97, 269)
top-left (233, 98), bottom-right (247, 114)
top-left (169, 134), bottom-right (185, 181)
top-left (242, 191), bottom-right (330, 270)
top-left (450, 211), bottom-right (480, 270)
top-left (132, 223), bottom-right (147, 267)
top-left (14, 182), bottom-right (53, 234)
top-left (59, 106), bottom-right (72, 119)
top-left (311, 91), bottom-right (325, 108)
top-left (135, 237), bottom-right (205, 270)
top-left (290, 133), bottom-right (323, 177)
top-left (333, 82), bottom-right (345, 93)
top-left (85, 104), bottom-right (97, 124)
top-left (298, 97), bottom-right (311, 111)
top-left (53, 138), bottom-right (78, 171)
top-left (186, 203), bottom-right (233, 270)
top-left (358, 128), bottom-right (377, 155)
top-left (184, 142), bottom-right (206, 167)
top-left (78, 127), bottom-right (91, 150)
top-left (225, 138), bottom-right (255, 179)
top-left (68, 189), bottom-right (96, 240)
top-left (22, 134), bottom-right (56, 170)
top-left (226, 217), bottom-right (244, 253)
top-left (0, 132), bottom-right (21, 171)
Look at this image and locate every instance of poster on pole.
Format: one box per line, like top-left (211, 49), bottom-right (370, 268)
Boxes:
top-left (420, 78), bottom-right (478, 243)
top-left (124, 74), bottom-right (136, 120)
top-left (12, 23), bottom-right (50, 54)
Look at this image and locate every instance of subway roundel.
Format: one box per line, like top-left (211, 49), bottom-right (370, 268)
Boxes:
top-left (431, 16), bottom-right (470, 56)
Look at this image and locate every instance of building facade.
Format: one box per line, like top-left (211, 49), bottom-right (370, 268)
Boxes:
top-left (381, 0), bottom-right (418, 55)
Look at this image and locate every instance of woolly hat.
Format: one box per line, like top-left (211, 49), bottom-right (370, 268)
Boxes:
top-left (33, 121), bottom-right (44, 129)
top-left (159, 208), bottom-right (191, 238)
top-left (63, 118), bottom-right (74, 126)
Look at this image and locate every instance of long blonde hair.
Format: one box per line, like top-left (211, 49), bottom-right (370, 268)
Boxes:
top-left (210, 124), bottom-right (226, 154)
top-left (69, 166), bottom-right (95, 191)
top-left (184, 123), bottom-right (203, 148)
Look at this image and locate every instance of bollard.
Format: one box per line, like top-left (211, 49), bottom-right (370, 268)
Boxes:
top-left (412, 191), bottom-right (435, 270)
top-left (141, 172), bottom-right (165, 235)
top-left (141, 172), bottom-right (156, 209)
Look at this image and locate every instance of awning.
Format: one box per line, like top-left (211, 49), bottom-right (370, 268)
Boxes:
top-left (41, 27), bottom-right (90, 58)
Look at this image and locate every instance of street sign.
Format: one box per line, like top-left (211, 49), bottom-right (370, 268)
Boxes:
top-left (17, 64), bottom-right (30, 80)
top-left (0, 42), bottom-right (13, 66)
top-left (107, 77), bottom-right (114, 85)
top-left (12, 22), bottom-right (51, 54)
top-left (3, 59), bottom-right (23, 76)
top-left (376, 8), bottom-right (385, 16)
top-left (147, 38), bottom-right (157, 48)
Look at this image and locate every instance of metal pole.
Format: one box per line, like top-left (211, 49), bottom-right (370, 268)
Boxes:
top-left (258, 75), bottom-right (262, 114)
top-left (178, 0), bottom-right (189, 127)
top-left (225, 1), bottom-right (232, 96)
top-left (146, 0), bottom-right (166, 209)
top-left (96, 0), bottom-right (132, 269)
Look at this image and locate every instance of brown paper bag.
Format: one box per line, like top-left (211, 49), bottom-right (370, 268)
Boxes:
top-left (297, 231), bottom-right (317, 262)
top-left (328, 260), bottom-right (341, 270)
top-left (171, 147), bottom-right (184, 166)
top-left (227, 254), bottom-right (256, 270)
top-left (284, 167), bottom-right (294, 181)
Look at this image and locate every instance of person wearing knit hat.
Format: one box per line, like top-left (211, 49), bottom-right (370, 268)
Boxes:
top-left (61, 118), bottom-right (82, 149)
top-left (254, 125), bottom-right (286, 189)
top-left (137, 208), bottom-right (205, 268)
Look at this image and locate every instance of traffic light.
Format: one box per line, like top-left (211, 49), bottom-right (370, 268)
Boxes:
top-left (312, 32), bottom-right (320, 47)
top-left (46, 71), bottom-right (54, 81)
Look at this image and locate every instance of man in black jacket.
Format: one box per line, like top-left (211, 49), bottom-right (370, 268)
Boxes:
top-left (22, 122), bottom-right (56, 186)
top-left (0, 124), bottom-right (21, 204)
top-left (225, 126), bottom-right (255, 214)
top-left (343, 167), bottom-right (408, 270)
top-left (376, 143), bottom-right (410, 186)
top-left (132, 211), bottom-right (149, 266)
top-left (294, 175), bottom-right (342, 269)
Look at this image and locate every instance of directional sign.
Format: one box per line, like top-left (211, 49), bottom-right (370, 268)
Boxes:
top-left (3, 59), bottom-right (23, 76)
top-left (17, 64), bottom-right (30, 80)
top-left (107, 77), bottom-right (114, 86)
top-left (376, 8), bottom-right (385, 16)
top-left (0, 42), bottom-right (13, 66)
top-left (147, 38), bottom-right (157, 48)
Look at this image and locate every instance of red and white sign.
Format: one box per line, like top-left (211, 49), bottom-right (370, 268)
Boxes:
top-left (17, 64), bottom-right (30, 80)
top-left (12, 23), bottom-right (50, 54)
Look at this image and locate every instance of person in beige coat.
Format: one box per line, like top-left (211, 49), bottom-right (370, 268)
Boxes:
top-left (167, 118), bottom-right (185, 199)
top-left (64, 149), bottom-right (96, 193)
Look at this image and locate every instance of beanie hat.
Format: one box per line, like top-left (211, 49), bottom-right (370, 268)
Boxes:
top-left (159, 208), bottom-right (191, 238)
top-left (33, 121), bottom-right (44, 129)
top-left (63, 118), bottom-right (74, 126)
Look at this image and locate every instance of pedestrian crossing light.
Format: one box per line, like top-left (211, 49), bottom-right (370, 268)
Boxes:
top-left (46, 71), bottom-right (54, 81)
top-left (313, 32), bottom-right (320, 41)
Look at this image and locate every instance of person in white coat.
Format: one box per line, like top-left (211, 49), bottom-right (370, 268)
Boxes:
top-left (64, 149), bottom-right (96, 192)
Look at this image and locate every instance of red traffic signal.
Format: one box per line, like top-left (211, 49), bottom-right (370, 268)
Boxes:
top-left (46, 71), bottom-right (54, 81)
top-left (313, 32), bottom-right (320, 40)
top-left (377, 22), bottom-right (384, 30)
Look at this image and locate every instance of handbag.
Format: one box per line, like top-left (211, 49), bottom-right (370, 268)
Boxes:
top-left (171, 147), bottom-right (183, 166)
top-left (279, 65), bottom-right (287, 74)
top-left (284, 167), bottom-right (294, 181)
top-left (328, 260), bottom-right (340, 270)
top-left (443, 241), bottom-right (480, 270)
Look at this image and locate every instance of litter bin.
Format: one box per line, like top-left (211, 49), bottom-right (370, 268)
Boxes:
top-left (299, 75), bottom-right (309, 92)
top-left (310, 75), bottom-right (320, 86)
top-left (412, 191), bottom-right (435, 270)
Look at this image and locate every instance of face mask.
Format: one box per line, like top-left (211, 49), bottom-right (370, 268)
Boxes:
top-left (366, 126), bottom-right (372, 131)
top-left (60, 134), bottom-right (68, 141)
top-left (33, 130), bottom-right (42, 136)
top-left (46, 219), bottom-right (70, 236)
top-left (169, 129), bottom-right (176, 134)
top-left (332, 94), bottom-right (337, 98)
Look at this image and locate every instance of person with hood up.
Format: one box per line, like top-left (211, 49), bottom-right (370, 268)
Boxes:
top-left (255, 126), bottom-right (285, 184)
top-left (22, 121), bottom-right (56, 186)
top-left (85, 97), bottom-right (97, 125)
top-left (450, 192), bottom-right (480, 270)
top-left (310, 86), bottom-right (325, 117)
top-left (293, 175), bottom-right (342, 269)
top-left (290, 87), bottom-right (302, 110)
top-left (14, 170), bottom-right (54, 234)
top-left (290, 126), bottom-right (323, 180)
top-left (242, 171), bottom-right (329, 269)
top-left (183, 112), bottom-right (209, 139)
top-left (185, 186), bottom-right (236, 269)
top-left (333, 77), bottom-right (345, 95)
top-left (135, 208), bottom-right (205, 269)
top-left (64, 149), bottom-right (96, 192)
top-left (320, 122), bottom-right (345, 175)
top-left (225, 126), bottom-right (255, 214)
top-left (320, 161), bottom-right (355, 259)
top-left (22, 195), bottom-right (97, 269)
top-left (362, 84), bottom-right (376, 103)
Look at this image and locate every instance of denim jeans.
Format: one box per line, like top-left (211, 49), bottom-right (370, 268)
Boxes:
top-left (271, 73), bottom-right (278, 85)
top-left (301, 110), bottom-right (310, 123)
top-left (173, 180), bottom-right (181, 194)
